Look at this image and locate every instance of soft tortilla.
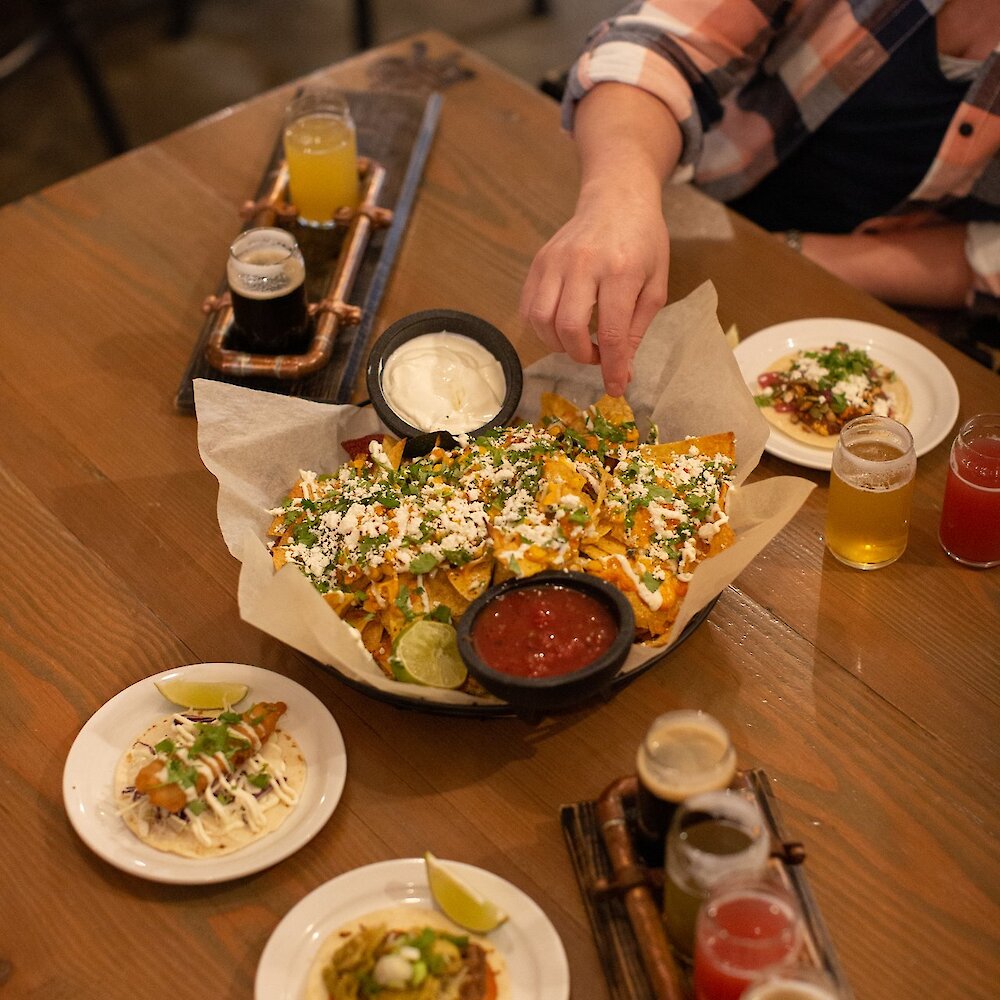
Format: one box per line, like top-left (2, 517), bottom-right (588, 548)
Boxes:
top-left (304, 905), bottom-right (510, 1000)
top-left (760, 351), bottom-right (912, 450)
top-left (115, 714), bottom-right (306, 858)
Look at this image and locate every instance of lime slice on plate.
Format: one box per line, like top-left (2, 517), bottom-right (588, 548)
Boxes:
top-left (424, 851), bottom-right (508, 933)
top-left (393, 620), bottom-right (467, 689)
top-left (154, 679), bottom-right (249, 710)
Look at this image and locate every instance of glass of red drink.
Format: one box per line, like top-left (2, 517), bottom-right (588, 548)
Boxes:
top-left (693, 876), bottom-right (802, 1000)
top-left (939, 413), bottom-right (1000, 568)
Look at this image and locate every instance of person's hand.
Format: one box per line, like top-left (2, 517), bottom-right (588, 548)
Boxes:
top-left (520, 179), bottom-right (669, 397)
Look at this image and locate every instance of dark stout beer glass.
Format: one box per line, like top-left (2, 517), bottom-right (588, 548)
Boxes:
top-left (635, 710), bottom-right (736, 864)
top-left (227, 227), bottom-right (309, 354)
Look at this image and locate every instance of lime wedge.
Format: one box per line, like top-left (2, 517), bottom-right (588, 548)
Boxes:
top-left (424, 851), bottom-right (508, 933)
top-left (393, 620), bottom-right (467, 689)
top-left (154, 679), bottom-right (249, 710)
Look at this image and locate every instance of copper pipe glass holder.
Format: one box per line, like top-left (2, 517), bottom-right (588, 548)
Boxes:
top-left (202, 156), bottom-right (393, 379)
top-left (561, 770), bottom-right (853, 1000)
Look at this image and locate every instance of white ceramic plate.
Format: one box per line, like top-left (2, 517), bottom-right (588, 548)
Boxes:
top-left (255, 857), bottom-right (571, 1000)
top-left (733, 318), bottom-right (960, 470)
top-left (63, 662), bottom-right (346, 885)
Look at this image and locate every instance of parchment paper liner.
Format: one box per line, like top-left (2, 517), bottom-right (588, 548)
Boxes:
top-left (196, 282), bottom-right (815, 708)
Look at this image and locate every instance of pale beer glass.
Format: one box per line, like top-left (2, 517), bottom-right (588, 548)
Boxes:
top-left (663, 789), bottom-right (770, 961)
top-left (825, 415), bottom-right (916, 570)
top-left (742, 967), bottom-right (845, 1000)
top-left (283, 87), bottom-right (360, 228)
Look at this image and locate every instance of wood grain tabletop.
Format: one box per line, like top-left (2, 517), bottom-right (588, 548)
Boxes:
top-left (0, 31), bottom-right (996, 1000)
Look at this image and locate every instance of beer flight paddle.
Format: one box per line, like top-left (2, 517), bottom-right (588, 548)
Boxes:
top-left (175, 90), bottom-right (440, 411)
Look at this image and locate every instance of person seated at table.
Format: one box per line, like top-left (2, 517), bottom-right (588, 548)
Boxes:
top-left (521, 0), bottom-right (1000, 394)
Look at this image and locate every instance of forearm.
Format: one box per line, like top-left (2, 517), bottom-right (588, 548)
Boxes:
top-left (801, 226), bottom-right (974, 309)
top-left (520, 83), bottom-right (680, 396)
top-left (572, 83), bottom-right (683, 212)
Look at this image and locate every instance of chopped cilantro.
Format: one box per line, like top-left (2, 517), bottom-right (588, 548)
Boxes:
top-left (408, 552), bottom-right (438, 575)
top-left (395, 586), bottom-right (415, 622)
top-left (292, 523), bottom-right (318, 545)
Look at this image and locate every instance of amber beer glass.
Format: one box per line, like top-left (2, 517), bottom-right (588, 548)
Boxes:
top-left (635, 711), bottom-right (736, 863)
top-left (226, 227), bottom-right (309, 354)
top-left (825, 415), bottom-right (916, 570)
top-left (283, 87), bottom-right (359, 228)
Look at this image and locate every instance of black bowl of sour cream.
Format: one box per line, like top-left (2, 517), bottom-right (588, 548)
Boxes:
top-left (366, 309), bottom-right (523, 442)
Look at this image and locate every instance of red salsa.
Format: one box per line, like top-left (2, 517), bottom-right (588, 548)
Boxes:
top-left (471, 584), bottom-right (618, 678)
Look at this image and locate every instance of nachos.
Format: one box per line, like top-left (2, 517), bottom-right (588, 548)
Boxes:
top-left (268, 395), bottom-right (736, 685)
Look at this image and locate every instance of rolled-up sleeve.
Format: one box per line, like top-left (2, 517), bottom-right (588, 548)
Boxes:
top-left (561, 0), bottom-right (778, 168)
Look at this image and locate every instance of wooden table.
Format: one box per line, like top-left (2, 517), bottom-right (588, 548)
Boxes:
top-left (1, 31), bottom-right (997, 1000)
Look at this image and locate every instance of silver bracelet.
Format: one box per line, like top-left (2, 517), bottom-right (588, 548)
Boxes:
top-left (784, 229), bottom-right (803, 253)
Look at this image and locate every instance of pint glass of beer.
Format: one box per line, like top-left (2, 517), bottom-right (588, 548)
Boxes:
top-left (227, 227), bottom-right (310, 355)
top-left (825, 415), bottom-right (916, 570)
top-left (283, 87), bottom-right (360, 228)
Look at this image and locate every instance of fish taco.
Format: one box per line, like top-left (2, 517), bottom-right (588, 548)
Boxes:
top-left (115, 701), bottom-right (305, 858)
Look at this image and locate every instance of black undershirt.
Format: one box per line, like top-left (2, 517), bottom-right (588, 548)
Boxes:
top-left (728, 17), bottom-right (970, 233)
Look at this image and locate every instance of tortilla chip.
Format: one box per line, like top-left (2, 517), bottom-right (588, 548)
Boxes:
top-left (446, 555), bottom-right (493, 602)
top-left (540, 391), bottom-right (587, 431)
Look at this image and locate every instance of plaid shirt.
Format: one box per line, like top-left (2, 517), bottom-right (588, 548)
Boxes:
top-left (564, 0), bottom-right (1000, 311)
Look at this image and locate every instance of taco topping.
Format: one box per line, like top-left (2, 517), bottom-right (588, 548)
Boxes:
top-left (754, 341), bottom-right (901, 437)
top-left (318, 922), bottom-right (496, 999)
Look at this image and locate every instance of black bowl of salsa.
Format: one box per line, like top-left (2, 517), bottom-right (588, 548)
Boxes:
top-left (456, 571), bottom-right (636, 713)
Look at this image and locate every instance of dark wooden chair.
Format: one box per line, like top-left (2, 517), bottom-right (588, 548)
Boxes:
top-left (0, 1), bottom-right (215, 156)
top-left (354, 0), bottom-right (552, 50)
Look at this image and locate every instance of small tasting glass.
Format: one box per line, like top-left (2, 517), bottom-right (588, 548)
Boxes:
top-left (742, 965), bottom-right (846, 1000)
top-left (663, 788), bottom-right (771, 961)
top-left (283, 86), bottom-right (360, 227)
top-left (693, 874), bottom-right (803, 1000)
top-left (939, 412), bottom-right (1000, 568)
top-left (226, 227), bottom-right (309, 355)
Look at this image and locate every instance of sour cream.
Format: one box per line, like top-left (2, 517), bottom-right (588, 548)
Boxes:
top-left (381, 331), bottom-right (506, 433)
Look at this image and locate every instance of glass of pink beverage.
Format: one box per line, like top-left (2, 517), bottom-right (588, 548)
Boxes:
top-left (693, 876), bottom-right (802, 1000)
top-left (939, 413), bottom-right (1000, 568)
